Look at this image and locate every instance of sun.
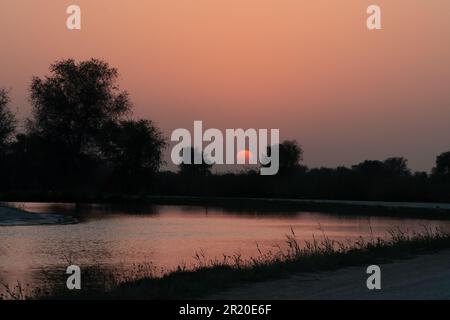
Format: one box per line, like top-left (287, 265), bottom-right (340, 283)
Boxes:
top-left (237, 150), bottom-right (254, 164)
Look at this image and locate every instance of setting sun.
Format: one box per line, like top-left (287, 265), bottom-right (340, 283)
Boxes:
top-left (237, 149), bottom-right (254, 164)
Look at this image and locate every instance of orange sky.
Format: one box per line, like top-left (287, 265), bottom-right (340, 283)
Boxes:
top-left (1, 0), bottom-right (450, 171)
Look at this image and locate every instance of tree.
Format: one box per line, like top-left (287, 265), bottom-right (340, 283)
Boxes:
top-left (28, 59), bottom-right (131, 170)
top-left (178, 147), bottom-right (213, 176)
top-left (352, 160), bottom-right (385, 177)
top-left (99, 119), bottom-right (166, 175)
top-left (265, 140), bottom-right (303, 175)
top-left (433, 151), bottom-right (450, 178)
top-left (383, 157), bottom-right (411, 177)
top-left (0, 89), bottom-right (16, 153)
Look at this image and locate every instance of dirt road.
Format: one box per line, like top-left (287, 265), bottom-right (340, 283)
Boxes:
top-left (208, 250), bottom-right (450, 300)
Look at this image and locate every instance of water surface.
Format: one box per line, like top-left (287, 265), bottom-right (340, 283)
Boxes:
top-left (1, 202), bottom-right (449, 293)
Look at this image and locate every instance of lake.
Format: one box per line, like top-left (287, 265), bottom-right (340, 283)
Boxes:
top-left (1, 202), bottom-right (450, 294)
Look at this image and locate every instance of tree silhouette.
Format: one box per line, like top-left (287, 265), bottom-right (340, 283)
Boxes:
top-left (28, 59), bottom-right (131, 171)
top-left (99, 119), bottom-right (166, 175)
top-left (433, 151), bottom-right (450, 179)
top-left (352, 160), bottom-right (385, 177)
top-left (383, 157), bottom-right (411, 177)
top-left (178, 147), bottom-right (213, 176)
top-left (265, 140), bottom-right (303, 175)
top-left (352, 158), bottom-right (410, 178)
top-left (0, 89), bottom-right (16, 154)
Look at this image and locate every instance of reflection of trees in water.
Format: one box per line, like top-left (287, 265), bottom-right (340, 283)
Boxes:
top-left (20, 202), bottom-right (161, 222)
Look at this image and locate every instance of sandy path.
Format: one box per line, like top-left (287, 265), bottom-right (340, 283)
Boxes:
top-left (208, 250), bottom-right (450, 300)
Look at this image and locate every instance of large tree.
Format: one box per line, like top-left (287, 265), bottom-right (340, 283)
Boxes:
top-left (0, 89), bottom-right (16, 153)
top-left (28, 59), bottom-right (131, 167)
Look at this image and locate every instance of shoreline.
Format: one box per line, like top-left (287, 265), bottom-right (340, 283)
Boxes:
top-left (0, 204), bottom-right (75, 226)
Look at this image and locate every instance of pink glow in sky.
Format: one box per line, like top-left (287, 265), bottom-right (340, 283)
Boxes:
top-left (1, 0), bottom-right (450, 171)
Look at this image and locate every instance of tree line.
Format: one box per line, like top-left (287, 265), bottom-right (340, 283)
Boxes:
top-left (1, 58), bottom-right (450, 202)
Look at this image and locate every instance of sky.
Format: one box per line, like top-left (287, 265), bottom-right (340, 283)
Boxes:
top-left (1, 0), bottom-right (450, 172)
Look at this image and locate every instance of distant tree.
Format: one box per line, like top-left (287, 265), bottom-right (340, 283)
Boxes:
top-left (0, 89), bottom-right (16, 154)
top-left (178, 147), bottom-right (213, 176)
top-left (266, 140), bottom-right (303, 175)
top-left (99, 119), bottom-right (166, 175)
top-left (28, 59), bottom-right (131, 170)
top-left (353, 157), bottom-right (411, 178)
top-left (352, 160), bottom-right (385, 177)
top-left (433, 151), bottom-right (450, 178)
top-left (383, 157), bottom-right (411, 177)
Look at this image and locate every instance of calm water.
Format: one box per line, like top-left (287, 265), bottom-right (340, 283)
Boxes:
top-left (1, 202), bottom-right (450, 292)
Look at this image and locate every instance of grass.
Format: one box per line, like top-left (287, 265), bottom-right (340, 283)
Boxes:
top-left (5, 226), bottom-right (448, 300)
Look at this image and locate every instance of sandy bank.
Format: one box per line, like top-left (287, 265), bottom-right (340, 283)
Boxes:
top-left (0, 205), bottom-right (74, 226)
